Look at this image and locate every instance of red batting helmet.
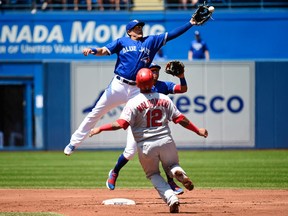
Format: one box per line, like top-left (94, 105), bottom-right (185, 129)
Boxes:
top-left (136, 68), bottom-right (154, 91)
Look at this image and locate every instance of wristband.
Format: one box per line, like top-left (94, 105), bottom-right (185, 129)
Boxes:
top-left (90, 48), bottom-right (98, 55)
top-left (180, 78), bottom-right (187, 86)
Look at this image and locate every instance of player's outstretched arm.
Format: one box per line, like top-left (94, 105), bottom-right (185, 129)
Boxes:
top-left (89, 121), bottom-right (122, 137)
top-left (89, 119), bottom-right (130, 137)
top-left (198, 128), bottom-right (208, 138)
top-left (174, 74), bottom-right (188, 93)
top-left (166, 21), bottom-right (194, 42)
top-left (174, 115), bottom-right (208, 138)
top-left (82, 47), bottom-right (109, 56)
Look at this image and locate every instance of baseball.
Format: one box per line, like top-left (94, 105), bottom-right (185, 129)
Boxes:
top-left (208, 6), bottom-right (215, 12)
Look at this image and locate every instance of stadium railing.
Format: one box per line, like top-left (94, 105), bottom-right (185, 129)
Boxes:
top-left (1, 0), bottom-right (288, 12)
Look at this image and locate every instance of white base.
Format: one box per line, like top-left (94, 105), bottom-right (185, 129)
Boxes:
top-left (102, 198), bottom-right (136, 205)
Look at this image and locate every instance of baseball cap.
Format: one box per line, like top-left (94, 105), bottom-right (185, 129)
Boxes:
top-left (126, 20), bottom-right (145, 32)
top-left (194, 30), bottom-right (200, 35)
top-left (149, 63), bottom-right (161, 70)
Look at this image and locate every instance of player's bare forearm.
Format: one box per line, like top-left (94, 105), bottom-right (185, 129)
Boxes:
top-left (82, 47), bottom-right (108, 56)
top-left (89, 121), bottom-right (122, 137)
top-left (89, 127), bottom-right (101, 137)
top-left (178, 116), bottom-right (208, 138)
top-left (178, 116), bottom-right (192, 128)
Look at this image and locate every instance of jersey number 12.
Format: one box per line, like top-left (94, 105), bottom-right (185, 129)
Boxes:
top-left (146, 109), bottom-right (162, 127)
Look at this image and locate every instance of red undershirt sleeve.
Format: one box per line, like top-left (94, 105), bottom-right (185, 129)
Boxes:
top-left (173, 114), bottom-right (200, 134)
top-left (173, 114), bottom-right (185, 123)
top-left (116, 119), bottom-right (130, 130)
top-left (174, 84), bottom-right (182, 93)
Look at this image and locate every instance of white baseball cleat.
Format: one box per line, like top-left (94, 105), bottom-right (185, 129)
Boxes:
top-left (174, 170), bottom-right (194, 191)
top-left (64, 144), bottom-right (75, 156)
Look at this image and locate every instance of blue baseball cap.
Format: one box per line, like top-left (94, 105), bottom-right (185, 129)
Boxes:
top-left (149, 63), bottom-right (161, 69)
top-left (126, 20), bottom-right (145, 32)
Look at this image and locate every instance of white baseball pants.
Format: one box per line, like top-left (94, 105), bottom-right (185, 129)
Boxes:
top-left (69, 75), bottom-right (140, 147)
top-left (123, 126), bottom-right (138, 160)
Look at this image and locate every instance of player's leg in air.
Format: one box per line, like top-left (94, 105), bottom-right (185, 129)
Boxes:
top-left (64, 76), bottom-right (139, 155)
top-left (165, 170), bottom-right (184, 195)
top-left (107, 127), bottom-right (184, 194)
top-left (106, 126), bottom-right (136, 190)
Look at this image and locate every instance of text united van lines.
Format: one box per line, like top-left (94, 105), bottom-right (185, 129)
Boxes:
top-left (0, 21), bottom-right (165, 55)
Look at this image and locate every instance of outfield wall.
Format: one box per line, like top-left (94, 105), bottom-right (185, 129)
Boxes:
top-left (1, 9), bottom-right (288, 149)
top-left (71, 61), bottom-right (255, 149)
top-left (0, 60), bottom-right (287, 150)
top-left (255, 61), bottom-right (288, 149)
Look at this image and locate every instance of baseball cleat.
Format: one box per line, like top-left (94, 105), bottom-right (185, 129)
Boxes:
top-left (64, 144), bottom-right (75, 156)
top-left (169, 201), bottom-right (180, 213)
top-left (106, 169), bottom-right (118, 190)
top-left (174, 171), bottom-right (194, 191)
top-left (168, 180), bottom-right (184, 195)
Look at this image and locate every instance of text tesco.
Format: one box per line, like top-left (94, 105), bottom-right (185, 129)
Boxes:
top-left (170, 95), bottom-right (244, 114)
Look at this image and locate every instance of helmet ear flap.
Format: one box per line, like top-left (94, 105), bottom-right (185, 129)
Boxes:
top-left (136, 68), bottom-right (154, 91)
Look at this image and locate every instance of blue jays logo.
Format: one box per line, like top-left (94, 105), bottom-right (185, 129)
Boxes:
top-left (140, 56), bottom-right (151, 64)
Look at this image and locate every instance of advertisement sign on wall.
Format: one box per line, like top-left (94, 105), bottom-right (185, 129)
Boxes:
top-left (71, 61), bottom-right (255, 149)
top-left (1, 11), bottom-right (288, 60)
top-left (0, 17), bottom-right (165, 60)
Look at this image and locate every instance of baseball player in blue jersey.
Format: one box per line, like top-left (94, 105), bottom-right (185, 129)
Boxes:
top-left (64, 18), bottom-right (198, 156)
top-left (89, 68), bottom-right (208, 213)
top-left (106, 62), bottom-right (188, 194)
top-left (188, 30), bottom-right (210, 61)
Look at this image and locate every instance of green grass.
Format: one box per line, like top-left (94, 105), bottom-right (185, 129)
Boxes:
top-left (0, 150), bottom-right (287, 189)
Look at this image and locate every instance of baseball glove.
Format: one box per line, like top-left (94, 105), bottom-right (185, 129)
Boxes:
top-left (192, 2), bottom-right (214, 25)
top-left (165, 60), bottom-right (185, 76)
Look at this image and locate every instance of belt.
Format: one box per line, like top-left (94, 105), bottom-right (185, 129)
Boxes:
top-left (116, 75), bottom-right (136, 86)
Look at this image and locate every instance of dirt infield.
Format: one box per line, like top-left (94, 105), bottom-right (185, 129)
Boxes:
top-left (0, 189), bottom-right (287, 216)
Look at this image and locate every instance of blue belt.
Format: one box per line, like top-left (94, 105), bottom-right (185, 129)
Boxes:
top-left (116, 75), bottom-right (136, 86)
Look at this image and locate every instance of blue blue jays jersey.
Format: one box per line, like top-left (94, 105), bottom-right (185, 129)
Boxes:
top-left (152, 80), bottom-right (176, 95)
top-left (189, 39), bottom-right (208, 59)
top-left (105, 33), bottom-right (168, 81)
